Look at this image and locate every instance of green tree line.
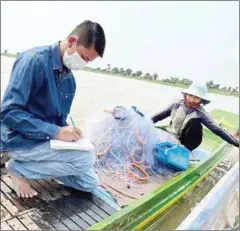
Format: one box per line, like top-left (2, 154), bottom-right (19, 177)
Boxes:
top-left (85, 65), bottom-right (239, 95)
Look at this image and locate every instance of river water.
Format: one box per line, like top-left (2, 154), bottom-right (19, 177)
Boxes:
top-left (1, 56), bottom-right (239, 132)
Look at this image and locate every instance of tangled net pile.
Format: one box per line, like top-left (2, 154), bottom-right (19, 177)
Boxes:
top-left (85, 106), bottom-right (179, 186)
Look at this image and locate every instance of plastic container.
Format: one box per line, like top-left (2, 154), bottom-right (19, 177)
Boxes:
top-left (154, 142), bottom-right (190, 171)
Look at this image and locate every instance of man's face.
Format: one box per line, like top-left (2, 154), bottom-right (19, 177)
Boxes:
top-left (66, 36), bottom-right (99, 63)
top-left (185, 94), bottom-right (202, 109)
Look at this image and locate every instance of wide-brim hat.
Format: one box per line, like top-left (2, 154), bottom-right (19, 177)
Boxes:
top-left (181, 83), bottom-right (211, 104)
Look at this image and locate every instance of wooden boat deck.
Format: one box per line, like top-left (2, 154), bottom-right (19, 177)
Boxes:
top-left (0, 168), bottom-right (117, 230)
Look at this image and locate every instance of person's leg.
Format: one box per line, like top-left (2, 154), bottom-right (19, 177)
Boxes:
top-left (180, 118), bottom-right (203, 151)
top-left (57, 169), bottom-right (99, 192)
top-left (6, 141), bottom-right (98, 197)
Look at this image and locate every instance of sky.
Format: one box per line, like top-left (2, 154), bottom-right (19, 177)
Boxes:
top-left (1, 1), bottom-right (239, 88)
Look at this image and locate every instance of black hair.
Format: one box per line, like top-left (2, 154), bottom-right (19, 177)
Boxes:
top-left (68, 20), bottom-right (106, 57)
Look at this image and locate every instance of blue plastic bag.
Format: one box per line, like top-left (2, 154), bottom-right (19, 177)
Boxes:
top-left (154, 142), bottom-right (190, 171)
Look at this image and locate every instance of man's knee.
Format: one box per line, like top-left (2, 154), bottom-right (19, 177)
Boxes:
top-left (180, 118), bottom-right (203, 151)
top-left (186, 118), bottom-right (202, 130)
top-left (72, 150), bottom-right (96, 169)
top-left (182, 118), bottom-right (202, 137)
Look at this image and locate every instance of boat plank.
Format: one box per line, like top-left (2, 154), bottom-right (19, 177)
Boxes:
top-left (25, 210), bottom-right (55, 230)
top-left (17, 197), bottom-right (71, 230)
top-left (65, 196), bottom-right (103, 222)
top-left (1, 181), bottom-right (72, 230)
top-left (3, 191), bottom-right (33, 211)
top-left (1, 204), bottom-right (12, 220)
top-left (91, 194), bottom-right (116, 215)
top-left (18, 213), bottom-right (42, 230)
top-left (1, 167), bottom-right (118, 230)
top-left (1, 180), bottom-right (12, 194)
top-left (1, 221), bottom-right (13, 230)
top-left (62, 196), bottom-right (97, 226)
top-left (36, 179), bottom-right (63, 200)
top-left (1, 192), bottom-right (20, 216)
top-left (37, 200), bottom-right (79, 230)
top-left (47, 179), bottom-right (71, 196)
top-left (66, 190), bottom-right (109, 219)
top-left (51, 198), bottom-right (91, 230)
top-left (7, 217), bottom-right (27, 230)
top-left (30, 179), bottom-right (55, 201)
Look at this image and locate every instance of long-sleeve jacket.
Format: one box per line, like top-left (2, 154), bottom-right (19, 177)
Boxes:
top-left (151, 100), bottom-right (239, 147)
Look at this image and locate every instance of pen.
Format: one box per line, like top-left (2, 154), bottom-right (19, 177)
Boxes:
top-left (70, 116), bottom-right (76, 127)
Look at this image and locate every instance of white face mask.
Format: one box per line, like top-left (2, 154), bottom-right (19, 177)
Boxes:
top-left (63, 42), bottom-right (87, 70)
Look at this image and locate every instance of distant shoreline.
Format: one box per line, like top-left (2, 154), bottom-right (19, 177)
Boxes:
top-left (1, 53), bottom-right (239, 98)
top-left (84, 68), bottom-right (239, 98)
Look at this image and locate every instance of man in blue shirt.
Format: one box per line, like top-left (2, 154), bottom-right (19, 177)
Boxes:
top-left (1, 20), bottom-right (106, 198)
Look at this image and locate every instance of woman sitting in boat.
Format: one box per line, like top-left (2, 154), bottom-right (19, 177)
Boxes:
top-left (151, 83), bottom-right (239, 151)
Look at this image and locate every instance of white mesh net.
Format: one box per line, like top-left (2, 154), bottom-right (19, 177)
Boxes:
top-left (85, 105), bottom-right (179, 185)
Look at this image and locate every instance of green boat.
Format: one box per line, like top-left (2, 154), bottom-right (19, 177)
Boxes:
top-left (87, 109), bottom-right (239, 230)
top-left (1, 109), bottom-right (238, 230)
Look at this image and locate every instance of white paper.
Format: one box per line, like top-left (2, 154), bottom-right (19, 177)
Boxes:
top-left (50, 138), bottom-right (94, 151)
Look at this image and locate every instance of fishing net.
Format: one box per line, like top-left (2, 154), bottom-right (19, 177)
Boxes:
top-left (85, 105), bottom-right (180, 186)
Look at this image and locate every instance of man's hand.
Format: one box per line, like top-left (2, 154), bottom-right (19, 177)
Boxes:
top-left (234, 135), bottom-right (239, 141)
top-left (55, 126), bottom-right (83, 142)
top-left (233, 130), bottom-right (239, 139)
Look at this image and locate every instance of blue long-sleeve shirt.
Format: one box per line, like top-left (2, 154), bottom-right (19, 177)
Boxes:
top-left (1, 42), bottom-right (76, 151)
top-left (151, 100), bottom-right (239, 147)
